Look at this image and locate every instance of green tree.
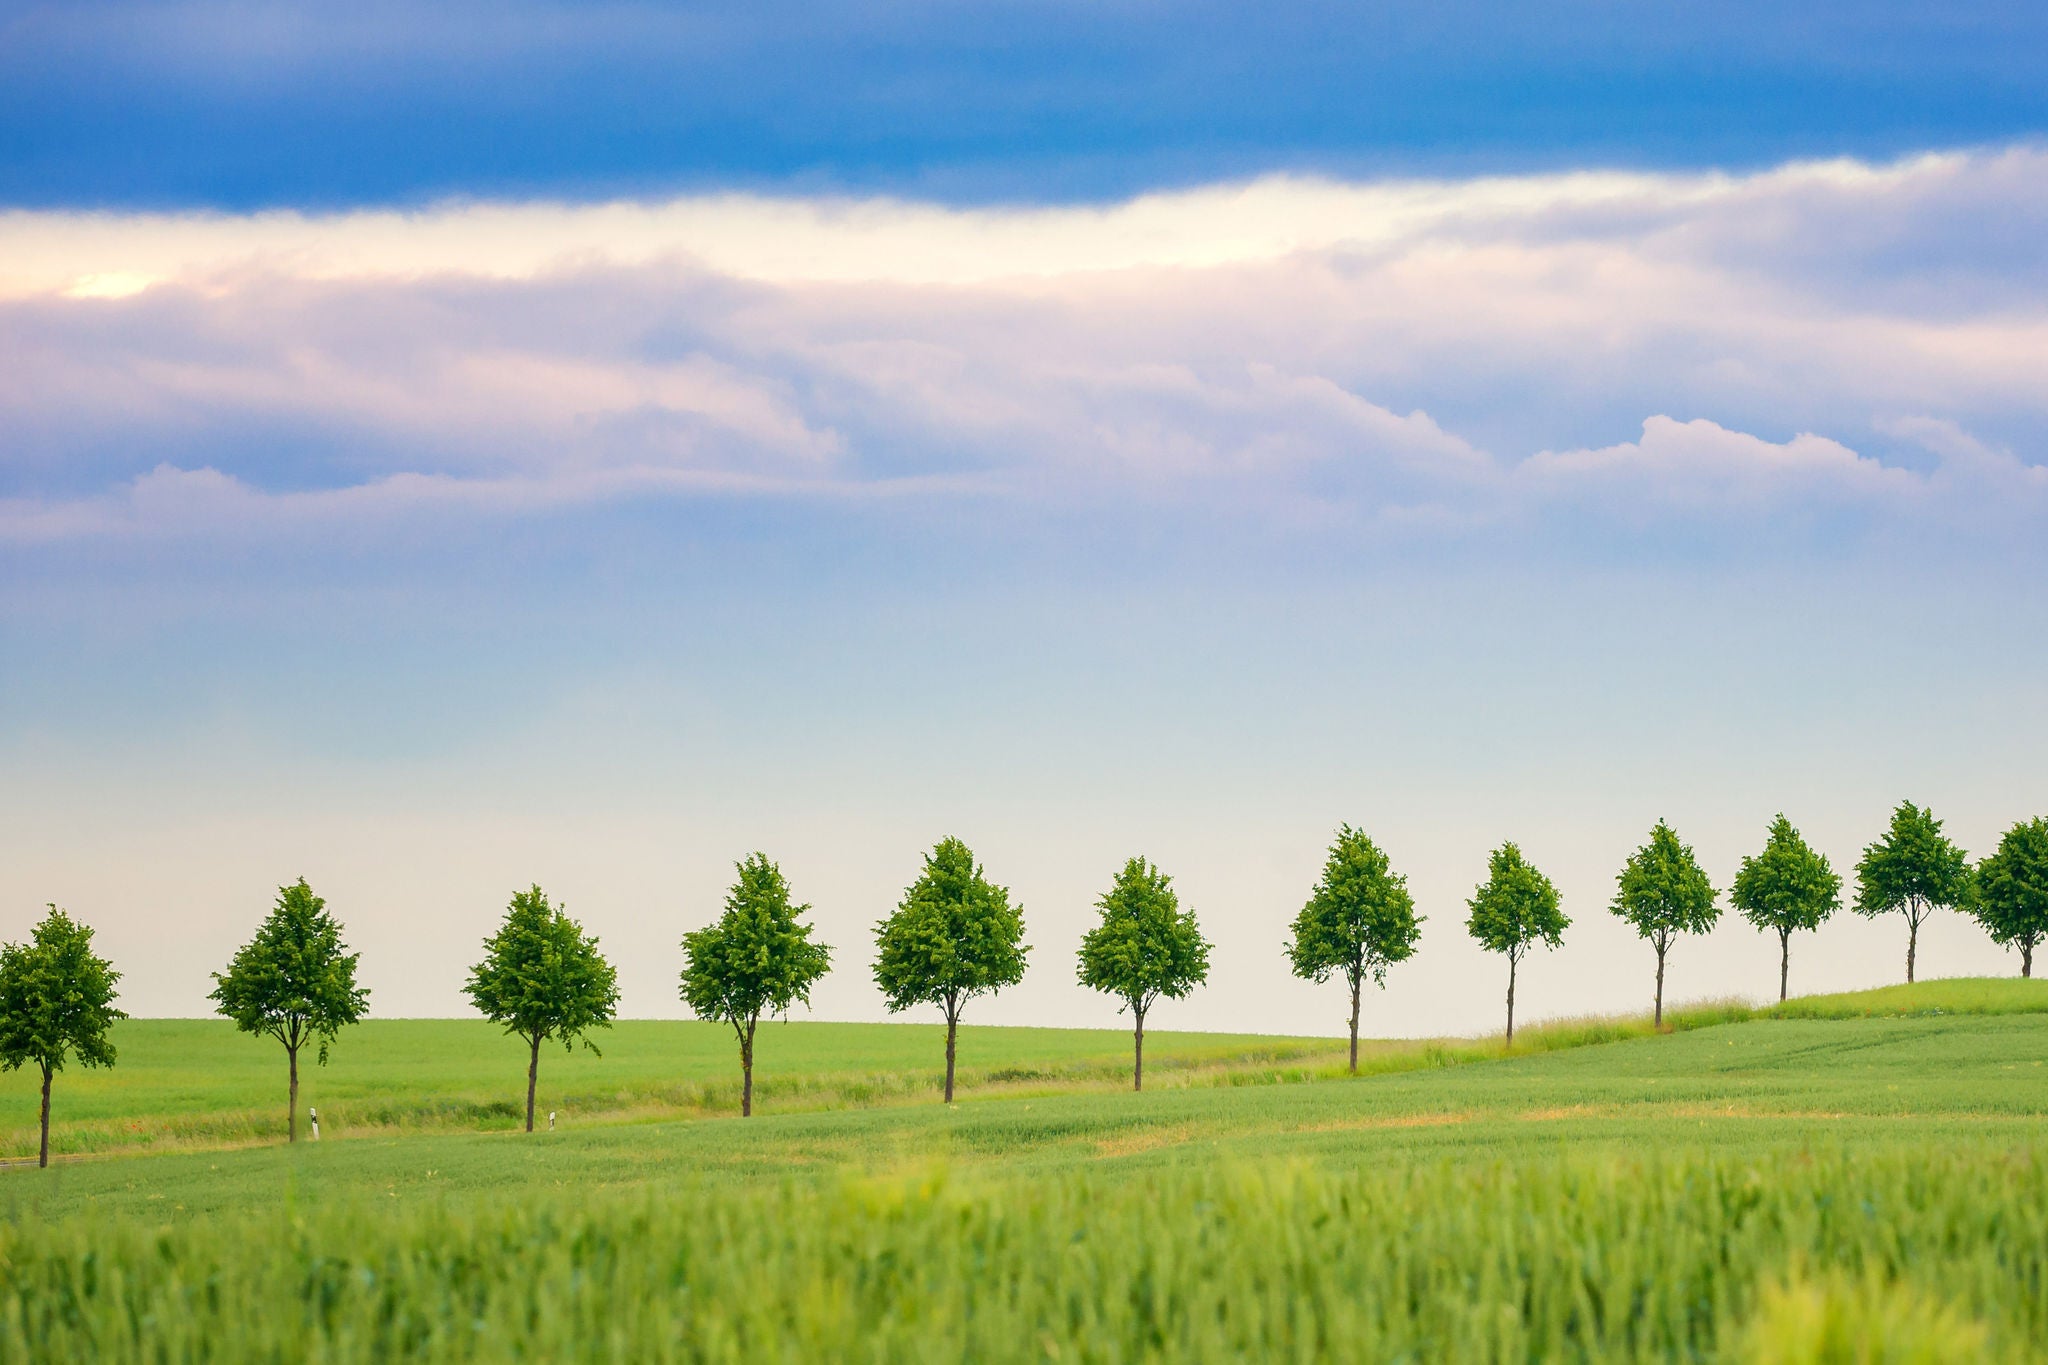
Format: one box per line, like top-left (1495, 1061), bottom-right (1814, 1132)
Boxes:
top-left (210, 878), bottom-right (369, 1143)
top-left (1464, 842), bottom-right (1567, 1043)
top-left (681, 854), bottom-right (833, 1117)
top-left (465, 885), bottom-right (618, 1133)
top-left (873, 837), bottom-right (1030, 1103)
top-left (1077, 856), bottom-right (1210, 1092)
top-left (1730, 814), bottom-right (1841, 1002)
top-left (1972, 817), bottom-right (2048, 978)
top-left (1610, 820), bottom-right (1719, 1027)
top-left (0, 906), bottom-right (124, 1168)
top-left (1855, 801), bottom-right (1971, 984)
top-left (1286, 826), bottom-right (1423, 1072)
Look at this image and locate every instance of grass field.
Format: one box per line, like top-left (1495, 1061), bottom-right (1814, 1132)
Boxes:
top-left (2, 978), bottom-right (2045, 1360)
top-left (13, 977), bottom-right (2028, 1162)
top-left (0, 1017), bottom-right (1352, 1158)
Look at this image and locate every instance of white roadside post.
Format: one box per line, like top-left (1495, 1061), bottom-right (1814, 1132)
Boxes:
top-left (308, 1107), bottom-right (320, 1141)
top-left (548, 1111), bottom-right (557, 1131)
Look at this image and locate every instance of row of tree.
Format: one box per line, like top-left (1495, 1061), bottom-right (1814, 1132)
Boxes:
top-left (4, 805), bottom-right (2044, 1164)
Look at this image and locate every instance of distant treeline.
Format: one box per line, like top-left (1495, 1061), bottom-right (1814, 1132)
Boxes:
top-left (2, 803), bottom-right (2044, 1164)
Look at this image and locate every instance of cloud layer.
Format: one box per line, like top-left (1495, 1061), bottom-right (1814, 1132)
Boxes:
top-left (3, 148), bottom-right (2045, 554)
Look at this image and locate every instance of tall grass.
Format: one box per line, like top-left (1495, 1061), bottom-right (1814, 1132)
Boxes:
top-left (2, 1144), bottom-right (2040, 1361)
top-left (1770, 977), bottom-right (2048, 1019)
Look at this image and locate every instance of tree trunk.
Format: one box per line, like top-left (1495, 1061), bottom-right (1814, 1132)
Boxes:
top-left (1132, 1005), bottom-right (1146, 1092)
top-left (1347, 971), bottom-right (1362, 1075)
top-left (1505, 954), bottom-right (1518, 1044)
top-left (1654, 943), bottom-right (1667, 1028)
top-left (38, 1064), bottom-right (52, 1169)
top-left (741, 1020), bottom-right (756, 1117)
top-left (2025, 941), bottom-right (2035, 979)
top-left (943, 996), bottom-right (959, 1104)
top-left (288, 1043), bottom-right (300, 1143)
top-left (1907, 909), bottom-right (1919, 984)
top-left (1779, 929), bottom-right (1791, 1003)
top-left (525, 1035), bottom-right (540, 1133)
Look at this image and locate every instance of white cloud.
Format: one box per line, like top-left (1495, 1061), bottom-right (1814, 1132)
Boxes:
top-left (0, 150), bottom-right (1991, 298)
top-left (1524, 417), bottom-right (1914, 509)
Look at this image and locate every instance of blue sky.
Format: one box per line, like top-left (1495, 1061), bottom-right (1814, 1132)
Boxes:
top-left (2, 2), bottom-right (2045, 1033)
top-left (7, 1), bottom-right (2048, 206)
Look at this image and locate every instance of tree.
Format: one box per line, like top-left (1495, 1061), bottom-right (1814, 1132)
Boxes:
top-left (1286, 826), bottom-right (1423, 1072)
top-left (1730, 814), bottom-right (1841, 1002)
top-left (465, 885), bottom-right (618, 1133)
top-left (210, 878), bottom-right (369, 1143)
top-left (1464, 843), bottom-right (1567, 1043)
top-left (1077, 856), bottom-right (1210, 1091)
top-left (1855, 801), bottom-right (1971, 984)
top-left (0, 906), bottom-right (124, 1168)
top-left (873, 837), bottom-right (1030, 1103)
top-left (1610, 820), bottom-right (1719, 1027)
top-left (1973, 817), bottom-right (2048, 978)
top-left (681, 854), bottom-right (832, 1117)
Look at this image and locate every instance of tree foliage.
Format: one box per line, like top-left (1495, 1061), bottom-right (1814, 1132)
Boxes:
top-left (1465, 842), bottom-right (1566, 1042)
top-left (1077, 857), bottom-right (1209, 1090)
top-left (681, 853), bottom-right (832, 1116)
top-left (1855, 801), bottom-right (1971, 984)
top-left (210, 878), bottom-right (369, 1141)
top-left (1610, 820), bottom-right (1719, 1026)
top-left (0, 905), bottom-right (125, 1167)
top-left (465, 885), bottom-right (618, 1132)
top-left (872, 837), bottom-right (1029, 1101)
top-left (1466, 843), bottom-right (1567, 961)
top-left (1286, 826), bottom-right (1423, 1071)
top-left (211, 879), bottom-right (368, 1064)
top-left (1973, 817), bottom-right (2048, 978)
top-left (1730, 814), bottom-right (1841, 1001)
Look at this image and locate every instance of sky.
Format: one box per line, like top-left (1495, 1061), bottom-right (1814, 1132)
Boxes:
top-left (2, 1), bottom-right (2045, 1041)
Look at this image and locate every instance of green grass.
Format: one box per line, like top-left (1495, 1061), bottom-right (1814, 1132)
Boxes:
top-left (0, 1018), bottom-right (1349, 1159)
top-left (7, 990), bottom-right (2046, 1223)
top-left (1769, 977), bottom-right (2048, 1018)
top-left (2, 978), bottom-right (2044, 1360)
top-left (13, 976), bottom-right (2040, 1163)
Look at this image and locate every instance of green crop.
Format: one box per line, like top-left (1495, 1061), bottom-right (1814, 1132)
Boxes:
top-left (1, 1144), bottom-right (2041, 1362)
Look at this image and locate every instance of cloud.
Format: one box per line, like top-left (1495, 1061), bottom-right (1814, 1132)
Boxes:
top-left (0, 151), bottom-right (2009, 298)
top-left (0, 148), bottom-right (2043, 552)
top-left (1524, 417), bottom-right (1913, 509)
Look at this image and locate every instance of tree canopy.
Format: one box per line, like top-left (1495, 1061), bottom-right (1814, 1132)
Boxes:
top-left (681, 853), bottom-right (833, 1116)
top-left (465, 885), bottom-right (618, 1132)
top-left (210, 878), bottom-right (369, 1142)
top-left (1077, 856), bottom-right (1210, 1090)
top-left (1286, 825), bottom-right (1423, 1071)
top-left (1973, 817), bottom-right (2048, 979)
top-left (0, 905), bottom-right (125, 1167)
top-left (1855, 801), bottom-right (1971, 983)
top-left (1730, 814), bottom-right (1840, 1001)
top-left (872, 836), bottom-right (1029, 1101)
top-left (1465, 842), bottom-right (1566, 1042)
top-left (1610, 820), bottom-right (1719, 1026)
